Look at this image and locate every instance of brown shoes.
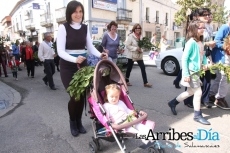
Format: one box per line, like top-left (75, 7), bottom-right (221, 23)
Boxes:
top-left (214, 98), bottom-right (230, 109)
top-left (209, 95), bottom-right (216, 103)
top-left (144, 83), bottom-right (152, 88)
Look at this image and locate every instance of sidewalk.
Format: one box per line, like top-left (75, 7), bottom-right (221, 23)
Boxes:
top-left (0, 80), bottom-right (21, 117)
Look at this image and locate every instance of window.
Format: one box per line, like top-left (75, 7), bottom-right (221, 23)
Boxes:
top-left (165, 13), bottom-right (168, 26)
top-left (146, 7), bottom-right (149, 22)
top-left (145, 31), bottom-right (152, 39)
top-left (156, 11), bottom-right (159, 24)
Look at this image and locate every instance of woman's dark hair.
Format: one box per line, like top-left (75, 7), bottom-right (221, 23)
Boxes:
top-left (66, 1), bottom-right (84, 24)
top-left (186, 20), bottom-right (204, 42)
top-left (107, 21), bottom-right (118, 31)
top-left (196, 8), bottom-right (211, 16)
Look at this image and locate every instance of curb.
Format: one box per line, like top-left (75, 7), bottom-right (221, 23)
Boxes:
top-left (0, 81), bottom-right (21, 117)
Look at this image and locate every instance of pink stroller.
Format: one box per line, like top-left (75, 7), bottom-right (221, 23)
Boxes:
top-left (88, 60), bottom-right (164, 153)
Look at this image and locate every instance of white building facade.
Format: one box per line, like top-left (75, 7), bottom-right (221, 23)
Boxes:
top-left (7, 0), bottom-right (184, 45)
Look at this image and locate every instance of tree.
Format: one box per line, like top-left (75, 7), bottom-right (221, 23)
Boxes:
top-left (174, 0), bottom-right (227, 35)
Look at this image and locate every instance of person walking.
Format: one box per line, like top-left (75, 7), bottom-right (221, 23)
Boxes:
top-left (125, 23), bottom-right (152, 87)
top-left (56, 1), bottom-right (108, 137)
top-left (160, 35), bottom-right (169, 52)
top-left (0, 46), bottom-right (8, 77)
top-left (168, 20), bottom-right (210, 125)
top-left (101, 21), bottom-right (123, 64)
top-left (21, 41), bottom-right (35, 78)
top-left (209, 14), bottom-right (230, 109)
top-left (12, 40), bottom-right (22, 71)
top-left (38, 32), bottom-right (57, 90)
top-left (8, 55), bottom-right (20, 80)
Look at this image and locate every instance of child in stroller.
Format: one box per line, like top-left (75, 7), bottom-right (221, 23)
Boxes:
top-left (103, 84), bottom-right (151, 144)
top-left (87, 60), bottom-right (163, 153)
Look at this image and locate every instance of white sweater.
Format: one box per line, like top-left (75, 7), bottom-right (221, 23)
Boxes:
top-left (56, 22), bottom-right (101, 63)
top-left (38, 41), bottom-right (55, 61)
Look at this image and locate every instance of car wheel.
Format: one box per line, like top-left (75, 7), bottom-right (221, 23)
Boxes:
top-left (162, 57), bottom-right (180, 76)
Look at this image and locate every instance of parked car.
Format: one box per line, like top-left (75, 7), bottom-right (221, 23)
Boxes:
top-left (155, 47), bottom-right (183, 76)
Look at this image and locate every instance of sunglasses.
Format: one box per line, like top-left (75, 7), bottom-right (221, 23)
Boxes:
top-left (202, 14), bottom-right (211, 17)
top-left (198, 27), bottom-right (206, 29)
top-left (136, 27), bottom-right (141, 29)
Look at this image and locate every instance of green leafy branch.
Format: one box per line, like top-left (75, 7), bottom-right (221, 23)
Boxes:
top-left (138, 37), bottom-right (159, 51)
top-left (199, 63), bottom-right (230, 83)
top-left (67, 66), bottom-right (95, 101)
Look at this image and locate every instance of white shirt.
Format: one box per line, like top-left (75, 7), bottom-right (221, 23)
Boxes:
top-left (38, 41), bottom-right (55, 61)
top-left (56, 22), bottom-right (102, 63)
top-left (103, 100), bottom-right (133, 124)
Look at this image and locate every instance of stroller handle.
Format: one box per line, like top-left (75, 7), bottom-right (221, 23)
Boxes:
top-left (110, 113), bottom-right (148, 130)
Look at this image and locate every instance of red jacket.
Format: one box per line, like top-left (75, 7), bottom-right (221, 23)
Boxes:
top-left (8, 60), bottom-right (20, 68)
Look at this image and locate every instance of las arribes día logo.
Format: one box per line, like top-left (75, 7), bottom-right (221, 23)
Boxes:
top-left (135, 128), bottom-right (220, 148)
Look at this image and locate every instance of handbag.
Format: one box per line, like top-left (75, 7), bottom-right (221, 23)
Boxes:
top-left (132, 51), bottom-right (143, 61)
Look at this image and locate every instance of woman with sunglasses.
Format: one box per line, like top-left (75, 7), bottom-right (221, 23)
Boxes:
top-left (125, 24), bottom-right (152, 88)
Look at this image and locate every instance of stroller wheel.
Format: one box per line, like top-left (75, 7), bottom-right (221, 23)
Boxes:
top-left (96, 139), bottom-right (104, 151)
top-left (147, 147), bottom-right (164, 153)
top-left (89, 141), bottom-right (98, 153)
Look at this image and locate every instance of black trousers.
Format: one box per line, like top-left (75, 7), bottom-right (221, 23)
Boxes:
top-left (0, 60), bottom-right (7, 76)
top-left (60, 58), bottom-right (88, 121)
top-left (25, 60), bottom-right (35, 77)
top-left (43, 59), bottom-right (55, 88)
top-left (12, 72), bottom-right (17, 78)
top-left (125, 59), bottom-right (148, 84)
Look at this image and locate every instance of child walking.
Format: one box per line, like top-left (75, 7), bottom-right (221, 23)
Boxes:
top-left (168, 20), bottom-right (210, 125)
top-left (103, 84), bottom-right (152, 144)
top-left (8, 56), bottom-right (20, 80)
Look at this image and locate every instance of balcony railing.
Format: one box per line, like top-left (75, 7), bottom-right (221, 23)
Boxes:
top-left (40, 13), bottom-right (53, 27)
top-left (116, 8), bottom-right (132, 25)
top-left (25, 18), bottom-right (35, 30)
top-left (55, 7), bottom-right (66, 23)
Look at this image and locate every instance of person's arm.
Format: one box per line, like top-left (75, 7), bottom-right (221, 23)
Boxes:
top-left (125, 35), bottom-right (139, 52)
top-left (38, 43), bottom-right (44, 62)
top-left (214, 25), bottom-right (229, 49)
top-left (56, 24), bottom-right (78, 63)
top-left (182, 39), bottom-right (193, 77)
top-left (86, 30), bottom-right (102, 58)
top-left (101, 33), bottom-right (107, 48)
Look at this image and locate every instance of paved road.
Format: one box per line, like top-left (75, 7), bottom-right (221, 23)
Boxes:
top-left (0, 64), bottom-right (230, 153)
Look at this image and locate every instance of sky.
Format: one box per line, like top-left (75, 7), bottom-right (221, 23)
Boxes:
top-left (224, 0), bottom-right (230, 13)
top-left (0, 0), bottom-right (20, 21)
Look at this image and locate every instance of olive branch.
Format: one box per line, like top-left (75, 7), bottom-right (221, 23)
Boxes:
top-left (138, 37), bottom-right (159, 50)
top-left (199, 63), bottom-right (230, 83)
top-left (67, 66), bottom-right (95, 101)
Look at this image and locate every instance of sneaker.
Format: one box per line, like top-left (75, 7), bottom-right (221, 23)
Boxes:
top-left (223, 99), bottom-right (229, 108)
top-left (209, 95), bottom-right (215, 103)
top-left (214, 98), bottom-right (229, 109)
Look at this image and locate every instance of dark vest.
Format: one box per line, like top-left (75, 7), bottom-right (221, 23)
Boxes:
top-left (63, 23), bottom-right (87, 50)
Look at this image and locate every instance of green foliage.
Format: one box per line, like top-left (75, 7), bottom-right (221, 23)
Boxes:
top-left (51, 41), bottom-right (57, 54)
top-left (138, 37), bottom-right (159, 50)
top-left (174, 0), bottom-right (227, 26)
top-left (199, 63), bottom-right (230, 83)
top-left (67, 66), bottom-right (95, 101)
top-left (33, 51), bottom-right (39, 60)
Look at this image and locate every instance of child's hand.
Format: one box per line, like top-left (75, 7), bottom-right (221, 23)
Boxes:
top-left (139, 111), bottom-right (147, 116)
top-left (203, 65), bottom-right (208, 71)
top-left (184, 77), bottom-right (190, 82)
top-left (130, 110), bottom-right (137, 116)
